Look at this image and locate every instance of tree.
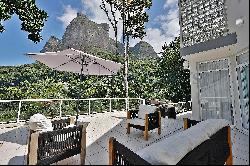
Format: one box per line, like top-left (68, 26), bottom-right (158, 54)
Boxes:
top-left (0, 0), bottom-right (48, 43)
top-left (100, 0), bottom-right (152, 111)
top-left (128, 58), bottom-right (159, 99)
top-left (158, 37), bottom-right (191, 102)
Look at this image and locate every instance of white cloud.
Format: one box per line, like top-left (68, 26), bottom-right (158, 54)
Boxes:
top-left (144, 28), bottom-right (173, 53)
top-left (161, 8), bottom-right (180, 37)
top-left (130, 1), bottom-right (180, 54)
top-left (130, 0), bottom-right (180, 54)
top-left (164, 0), bottom-right (178, 9)
top-left (57, 5), bottom-right (78, 28)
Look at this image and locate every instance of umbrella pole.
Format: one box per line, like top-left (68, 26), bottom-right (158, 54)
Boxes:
top-left (76, 55), bottom-right (85, 124)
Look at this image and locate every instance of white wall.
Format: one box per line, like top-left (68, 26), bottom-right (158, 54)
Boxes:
top-left (226, 0), bottom-right (249, 53)
top-left (183, 0), bottom-right (249, 122)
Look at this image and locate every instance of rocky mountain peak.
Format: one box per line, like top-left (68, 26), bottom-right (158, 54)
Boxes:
top-left (130, 41), bottom-right (158, 59)
top-left (41, 13), bottom-right (157, 59)
top-left (41, 36), bottom-right (60, 53)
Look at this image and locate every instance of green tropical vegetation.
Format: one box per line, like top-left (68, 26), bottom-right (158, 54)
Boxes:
top-left (0, 36), bottom-right (191, 122)
top-left (0, 0), bottom-right (192, 122)
top-left (0, 0), bottom-right (48, 42)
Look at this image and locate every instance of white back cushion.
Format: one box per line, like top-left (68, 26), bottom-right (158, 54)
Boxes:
top-left (138, 104), bottom-right (157, 119)
top-left (180, 119), bottom-right (229, 150)
top-left (29, 113), bottom-right (53, 132)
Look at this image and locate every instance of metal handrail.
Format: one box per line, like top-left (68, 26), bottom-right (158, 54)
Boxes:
top-left (0, 98), bottom-right (192, 123)
top-left (0, 98), bottom-right (145, 123)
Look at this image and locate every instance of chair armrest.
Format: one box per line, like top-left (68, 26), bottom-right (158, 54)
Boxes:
top-left (109, 137), bottom-right (151, 165)
top-left (183, 118), bottom-right (201, 130)
top-left (127, 109), bottom-right (139, 119)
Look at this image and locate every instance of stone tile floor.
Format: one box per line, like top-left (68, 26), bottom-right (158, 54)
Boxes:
top-left (0, 111), bottom-right (248, 165)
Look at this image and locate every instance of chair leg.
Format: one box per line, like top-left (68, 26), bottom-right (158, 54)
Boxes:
top-left (144, 128), bottom-right (148, 141)
top-left (158, 111), bottom-right (161, 135)
top-left (226, 126), bottom-right (233, 165)
top-left (127, 123), bottom-right (130, 134)
top-left (158, 126), bottom-right (161, 135)
top-left (144, 114), bottom-right (149, 141)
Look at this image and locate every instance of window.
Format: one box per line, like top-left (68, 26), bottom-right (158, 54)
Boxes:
top-left (236, 52), bottom-right (249, 130)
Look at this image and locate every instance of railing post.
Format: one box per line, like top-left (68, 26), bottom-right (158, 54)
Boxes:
top-left (142, 99), bottom-right (145, 105)
top-left (59, 100), bottom-right (63, 118)
top-left (88, 100), bottom-right (91, 115)
top-left (17, 101), bottom-right (22, 123)
top-left (70, 116), bottom-right (75, 125)
top-left (109, 99), bottom-right (112, 112)
top-left (127, 98), bottom-right (129, 111)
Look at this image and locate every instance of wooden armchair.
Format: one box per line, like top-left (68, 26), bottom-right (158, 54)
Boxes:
top-left (27, 116), bottom-right (89, 165)
top-left (27, 124), bottom-right (88, 165)
top-left (126, 104), bottom-right (161, 141)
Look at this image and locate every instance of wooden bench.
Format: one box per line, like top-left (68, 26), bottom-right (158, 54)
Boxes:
top-left (109, 118), bottom-right (233, 165)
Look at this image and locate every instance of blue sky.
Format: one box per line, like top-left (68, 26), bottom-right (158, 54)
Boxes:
top-left (0, 0), bottom-right (179, 66)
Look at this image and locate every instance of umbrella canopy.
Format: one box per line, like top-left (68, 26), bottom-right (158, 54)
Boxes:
top-left (26, 48), bottom-right (123, 122)
top-left (27, 48), bottom-right (123, 75)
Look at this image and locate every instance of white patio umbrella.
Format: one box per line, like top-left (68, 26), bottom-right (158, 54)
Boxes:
top-left (27, 48), bottom-right (122, 75)
top-left (27, 48), bottom-right (123, 122)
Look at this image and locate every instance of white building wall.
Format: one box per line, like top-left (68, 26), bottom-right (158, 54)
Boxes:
top-left (189, 60), bottom-right (200, 120)
top-left (183, 0), bottom-right (249, 126)
top-left (226, 0), bottom-right (249, 52)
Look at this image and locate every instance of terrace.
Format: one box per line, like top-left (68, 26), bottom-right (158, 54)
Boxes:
top-left (0, 0), bottom-right (248, 165)
top-left (0, 98), bottom-right (248, 165)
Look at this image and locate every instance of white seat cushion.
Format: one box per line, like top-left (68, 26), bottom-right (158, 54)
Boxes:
top-left (138, 104), bottom-right (157, 119)
top-left (136, 132), bottom-right (193, 165)
top-left (179, 124), bottom-right (209, 150)
top-left (127, 118), bottom-right (145, 126)
top-left (179, 119), bottom-right (229, 150)
top-left (196, 119), bottom-right (229, 137)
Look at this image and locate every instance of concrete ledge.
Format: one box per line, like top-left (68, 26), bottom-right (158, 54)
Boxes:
top-left (180, 32), bottom-right (237, 56)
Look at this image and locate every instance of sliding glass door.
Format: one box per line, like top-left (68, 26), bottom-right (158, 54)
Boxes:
top-left (198, 59), bottom-right (233, 124)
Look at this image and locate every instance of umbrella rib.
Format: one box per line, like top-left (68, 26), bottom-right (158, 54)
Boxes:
top-left (65, 53), bottom-right (91, 74)
top-left (94, 60), bottom-right (116, 75)
top-left (53, 54), bottom-right (81, 70)
top-left (67, 53), bottom-right (117, 75)
top-left (87, 57), bottom-right (117, 75)
top-left (52, 50), bottom-right (118, 75)
top-left (70, 49), bottom-right (120, 75)
top-left (66, 54), bottom-right (83, 66)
